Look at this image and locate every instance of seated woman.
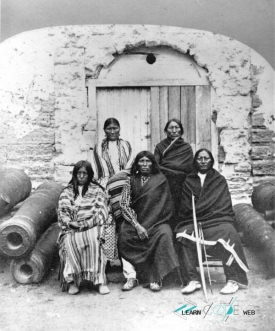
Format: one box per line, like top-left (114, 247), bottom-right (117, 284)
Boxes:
top-left (58, 160), bottom-right (110, 295)
top-left (118, 151), bottom-right (179, 291)
top-left (154, 118), bottom-right (193, 230)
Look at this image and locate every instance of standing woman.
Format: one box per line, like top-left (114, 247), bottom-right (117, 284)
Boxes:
top-left (90, 118), bottom-right (137, 290)
top-left (154, 118), bottom-right (193, 230)
top-left (91, 118), bottom-right (133, 188)
top-left (58, 160), bottom-right (110, 295)
top-left (119, 151), bottom-right (179, 291)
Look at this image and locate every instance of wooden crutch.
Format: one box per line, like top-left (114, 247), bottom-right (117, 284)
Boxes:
top-left (199, 222), bottom-right (213, 294)
top-left (192, 193), bottom-right (208, 302)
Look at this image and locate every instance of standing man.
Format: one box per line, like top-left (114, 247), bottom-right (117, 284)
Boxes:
top-left (175, 149), bottom-right (249, 295)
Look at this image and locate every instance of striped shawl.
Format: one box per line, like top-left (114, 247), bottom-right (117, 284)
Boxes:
top-left (58, 183), bottom-right (108, 288)
top-left (90, 138), bottom-right (133, 187)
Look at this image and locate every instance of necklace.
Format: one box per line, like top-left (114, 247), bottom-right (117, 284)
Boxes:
top-left (141, 175), bottom-right (150, 185)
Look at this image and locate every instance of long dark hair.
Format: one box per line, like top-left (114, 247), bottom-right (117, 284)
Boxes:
top-left (164, 118), bottom-right (184, 135)
top-left (193, 148), bottom-right (214, 171)
top-left (131, 151), bottom-right (160, 175)
top-left (103, 118), bottom-right (120, 130)
top-left (69, 160), bottom-right (104, 199)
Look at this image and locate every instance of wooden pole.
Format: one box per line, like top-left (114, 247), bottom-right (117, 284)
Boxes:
top-left (192, 194), bottom-right (208, 302)
top-left (199, 222), bottom-right (213, 294)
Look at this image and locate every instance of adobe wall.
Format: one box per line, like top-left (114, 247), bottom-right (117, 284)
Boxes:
top-left (0, 25), bottom-right (274, 202)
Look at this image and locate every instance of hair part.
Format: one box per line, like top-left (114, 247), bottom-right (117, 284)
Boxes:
top-left (193, 148), bottom-right (215, 171)
top-left (69, 160), bottom-right (104, 198)
top-left (103, 118), bottom-right (120, 130)
top-left (164, 118), bottom-right (184, 135)
top-left (131, 151), bottom-right (160, 175)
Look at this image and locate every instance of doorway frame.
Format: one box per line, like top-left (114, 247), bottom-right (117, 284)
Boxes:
top-left (86, 54), bottom-right (218, 165)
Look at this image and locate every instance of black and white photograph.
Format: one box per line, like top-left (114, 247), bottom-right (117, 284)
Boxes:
top-left (0, 1), bottom-right (274, 330)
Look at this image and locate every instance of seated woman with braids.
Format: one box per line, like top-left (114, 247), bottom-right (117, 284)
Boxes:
top-left (58, 160), bottom-right (110, 295)
top-left (118, 151), bottom-right (179, 292)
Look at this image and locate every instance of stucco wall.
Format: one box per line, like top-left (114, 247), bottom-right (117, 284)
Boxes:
top-left (0, 25), bottom-right (274, 201)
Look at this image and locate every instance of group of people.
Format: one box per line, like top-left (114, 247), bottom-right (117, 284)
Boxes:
top-left (57, 117), bottom-right (249, 296)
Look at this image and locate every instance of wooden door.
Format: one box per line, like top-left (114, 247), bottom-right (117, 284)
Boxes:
top-left (89, 47), bottom-right (215, 162)
top-left (96, 85), bottom-right (213, 158)
top-left (150, 85), bottom-right (212, 154)
top-left (96, 87), bottom-right (150, 157)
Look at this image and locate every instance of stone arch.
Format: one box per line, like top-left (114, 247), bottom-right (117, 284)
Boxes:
top-left (0, 25), bottom-right (273, 201)
top-left (85, 45), bottom-right (217, 163)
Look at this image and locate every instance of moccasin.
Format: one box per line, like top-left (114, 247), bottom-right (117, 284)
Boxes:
top-left (220, 280), bottom-right (239, 294)
top-left (99, 284), bottom-right (110, 295)
top-left (181, 281), bottom-right (201, 294)
top-left (68, 283), bottom-right (79, 295)
top-left (149, 281), bottom-right (162, 292)
top-left (122, 278), bottom-right (139, 291)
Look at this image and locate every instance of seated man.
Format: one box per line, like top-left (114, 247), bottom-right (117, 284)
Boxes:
top-left (175, 148), bottom-right (249, 295)
top-left (118, 151), bottom-right (179, 291)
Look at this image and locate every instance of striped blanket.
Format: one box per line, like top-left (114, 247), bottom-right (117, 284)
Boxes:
top-left (58, 183), bottom-right (108, 288)
top-left (106, 170), bottom-right (131, 223)
top-left (89, 138), bottom-right (133, 188)
top-left (88, 139), bottom-right (133, 260)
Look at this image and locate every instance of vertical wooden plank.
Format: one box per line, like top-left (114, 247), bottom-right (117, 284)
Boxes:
top-left (120, 88), bottom-right (138, 156)
top-left (119, 87), bottom-right (129, 142)
top-left (119, 89), bottom-right (133, 149)
top-left (129, 88), bottom-right (138, 156)
top-left (96, 87), bottom-right (151, 157)
top-left (138, 88), bottom-right (150, 153)
top-left (139, 88), bottom-right (151, 152)
top-left (150, 87), bottom-right (160, 152)
top-left (168, 86), bottom-right (181, 119)
top-left (131, 88), bottom-right (144, 156)
top-left (96, 87), bottom-right (106, 145)
top-left (159, 87), bottom-right (169, 140)
top-left (180, 87), bottom-right (188, 137)
top-left (146, 89), bottom-right (151, 151)
top-left (211, 116), bottom-right (219, 169)
top-left (196, 85), bottom-right (211, 151)
top-left (88, 85), bottom-right (97, 142)
top-left (88, 84), bottom-right (97, 120)
top-left (185, 86), bottom-right (196, 153)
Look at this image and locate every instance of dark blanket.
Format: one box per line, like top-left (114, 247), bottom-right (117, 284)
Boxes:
top-left (154, 137), bottom-right (193, 229)
top-left (175, 168), bottom-right (236, 232)
top-left (175, 169), bottom-right (249, 277)
top-left (118, 172), bottom-right (179, 283)
top-left (154, 137), bottom-right (193, 177)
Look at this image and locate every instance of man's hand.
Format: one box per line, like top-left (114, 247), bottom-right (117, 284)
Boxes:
top-left (135, 224), bottom-right (149, 240)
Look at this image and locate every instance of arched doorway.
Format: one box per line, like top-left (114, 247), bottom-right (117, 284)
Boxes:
top-left (86, 46), bottom-right (217, 161)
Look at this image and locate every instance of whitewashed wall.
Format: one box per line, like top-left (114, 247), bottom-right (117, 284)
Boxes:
top-left (0, 25), bottom-right (274, 202)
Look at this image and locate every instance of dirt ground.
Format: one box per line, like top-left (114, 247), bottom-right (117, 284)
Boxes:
top-left (0, 244), bottom-right (274, 331)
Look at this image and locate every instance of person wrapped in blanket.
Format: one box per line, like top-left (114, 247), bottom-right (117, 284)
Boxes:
top-left (154, 118), bottom-right (193, 230)
top-left (119, 151), bottom-right (179, 292)
top-left (175, 149), bottom-right (249, 295)
top-left (58, 160), bottom-right (110, 295)
top-left (90, 118), bottom-right (133, 188)
top-left (89, 118), bottom-right (138, 291)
